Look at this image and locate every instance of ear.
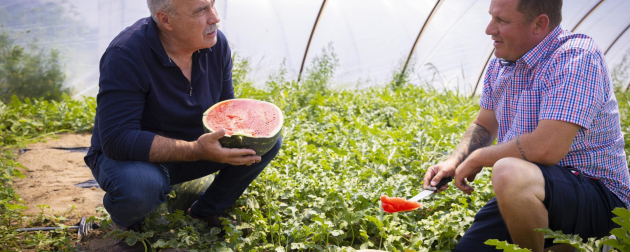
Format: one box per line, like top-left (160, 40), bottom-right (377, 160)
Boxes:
top-left (155, 11), bottom-right (173, 31)
top-left (533, 14), bottom-right (550, 34)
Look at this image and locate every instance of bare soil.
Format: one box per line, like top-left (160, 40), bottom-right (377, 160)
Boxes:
top-left (14, 134), bottom-right (113, 251)
top-left (15, 134), bottom-right (102, 217)
top-left (13, 134), bottom-right (186, 251)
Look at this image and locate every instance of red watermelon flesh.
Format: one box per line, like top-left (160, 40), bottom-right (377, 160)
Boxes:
top-left (205, 99), bottom-right (282, 137)
top-left (380, 195), bottom-right (422, 213)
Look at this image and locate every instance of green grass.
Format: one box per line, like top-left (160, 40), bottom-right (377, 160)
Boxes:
top-left (0, 51), bottom-right (628, 251)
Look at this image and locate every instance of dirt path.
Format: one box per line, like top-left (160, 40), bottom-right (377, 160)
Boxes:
top-left (14, 134), bottom-right (103, 218)
top-left (13, 134), bottom-right (187, 251)
top-left (14, 134), bottom-right (112, 251)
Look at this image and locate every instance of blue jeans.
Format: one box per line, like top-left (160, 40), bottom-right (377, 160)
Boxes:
top-left (90, 137), bottom-right (281, 227)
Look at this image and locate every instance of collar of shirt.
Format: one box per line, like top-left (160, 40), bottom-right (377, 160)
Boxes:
top-left (516, 25), bottom-right (563, 69)
top-left (499, 59), bottom-right (514, 66)
top-left (145, 18), bottom-right (212, 67)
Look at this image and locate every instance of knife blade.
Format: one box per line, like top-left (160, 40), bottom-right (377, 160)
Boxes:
top-left (408, 176), bottom-right (452, 202)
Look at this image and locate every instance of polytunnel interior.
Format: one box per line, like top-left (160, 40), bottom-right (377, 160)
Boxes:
top-left (1, 0), bottom-right (630, 97)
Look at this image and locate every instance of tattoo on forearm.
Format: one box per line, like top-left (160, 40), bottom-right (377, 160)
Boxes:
top-left (453, 124), bottom-right (494, 163)
top-left (516, 135), bottom-right (529, 161)
top-left (470, 126), bottom-right (494, 150)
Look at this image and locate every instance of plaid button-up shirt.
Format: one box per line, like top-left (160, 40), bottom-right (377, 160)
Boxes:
top-left (480, 26), bottom-right (630, 208)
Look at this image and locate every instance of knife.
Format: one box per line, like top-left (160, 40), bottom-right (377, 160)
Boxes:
top-left (408, 176), bottom-right (453, 202)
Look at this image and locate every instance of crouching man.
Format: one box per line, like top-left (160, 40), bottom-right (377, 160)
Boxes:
top-left (423, 0), bottom-right (630, 251)
top-left (84, 0), bottom-right (281, 251)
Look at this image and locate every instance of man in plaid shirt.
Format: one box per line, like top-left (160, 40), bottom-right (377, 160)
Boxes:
top-left (422, 0), bottom-right (630, 251)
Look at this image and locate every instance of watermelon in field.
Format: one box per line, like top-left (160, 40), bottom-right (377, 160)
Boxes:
top-left (167, 175), bottom-right (214, 214)
top-left (380, 195), bottom-right (422, 213)
top-left (202, 99), bottom-right (283, 156)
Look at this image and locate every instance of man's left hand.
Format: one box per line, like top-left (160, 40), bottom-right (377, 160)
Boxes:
top-left (454, 149), bottom-right (484, 194)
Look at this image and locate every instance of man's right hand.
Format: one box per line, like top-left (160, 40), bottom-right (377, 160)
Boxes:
top-left (422, 159), bottom-right (457, 192)
top-left (192, 129), bottom-right (262, 166)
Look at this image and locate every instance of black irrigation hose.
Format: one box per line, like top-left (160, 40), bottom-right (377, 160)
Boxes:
top-left (18, 147), bottom-right (90, 155)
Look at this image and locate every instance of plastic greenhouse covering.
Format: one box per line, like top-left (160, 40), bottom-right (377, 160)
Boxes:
top-left (2, 0), bottom-right (630, 98)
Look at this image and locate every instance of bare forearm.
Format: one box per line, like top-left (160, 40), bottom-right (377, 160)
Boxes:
top-left (147, 130), bottom-right (261, 166)
top-left (148, 135), bottom-right (198, 163)
top-left (449, 123), bottom-right (495, 165)
top-left (472, 133), bottom-right (565, 167)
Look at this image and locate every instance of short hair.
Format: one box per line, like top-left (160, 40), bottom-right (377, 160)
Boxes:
top-left (147, 0), bottom-right (175, 22)
top-left (517, 0), bottom-right (563, 29)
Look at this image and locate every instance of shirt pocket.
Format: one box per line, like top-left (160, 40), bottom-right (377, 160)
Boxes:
top-left (508, 90), bottom-right (541, 137)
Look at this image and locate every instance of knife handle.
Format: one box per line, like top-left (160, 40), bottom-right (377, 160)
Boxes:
top-left (434, 176), bottom-right (452, 189)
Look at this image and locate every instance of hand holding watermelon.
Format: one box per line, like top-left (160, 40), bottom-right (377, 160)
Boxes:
top-left (192, 128), bottom-right (262, 166)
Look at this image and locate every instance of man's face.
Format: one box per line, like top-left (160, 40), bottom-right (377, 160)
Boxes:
top-left (485, 0), bottom-right (537, 61)
top-left (169, 0), bottom-right (220, 50)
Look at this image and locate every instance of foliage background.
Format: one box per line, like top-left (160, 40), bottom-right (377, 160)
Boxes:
top-left (0, 48), bottom-right (628, 251)
top-left (0, 32), bottom-right (70, 103)
top-left (0, 0), bottom-right (98, 103)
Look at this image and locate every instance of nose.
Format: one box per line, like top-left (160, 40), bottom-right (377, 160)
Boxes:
top-left (208, 6), bottom-right (220, 24)
top-left (486, 19), bottom-right (497, 36)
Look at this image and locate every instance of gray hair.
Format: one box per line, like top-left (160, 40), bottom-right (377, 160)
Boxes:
top-left (147, 0), bottom-right (175, 22)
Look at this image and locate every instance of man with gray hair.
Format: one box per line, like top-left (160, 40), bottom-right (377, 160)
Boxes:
top-left (147, 0), bottom-right (174, 21)
top-left (84, 0), bottom-right (282, 251)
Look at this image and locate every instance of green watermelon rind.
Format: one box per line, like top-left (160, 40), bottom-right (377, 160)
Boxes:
top-left (202, 99), bottom-right (283, 156)
top-left (167, 174), bottom-right (214, 214)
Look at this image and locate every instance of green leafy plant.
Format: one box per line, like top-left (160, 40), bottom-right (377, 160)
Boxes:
top-left (602, 208), bottom-right (630, 251)
top-left (0, 32), bottom-right (70, 103)
top-left (485, 239), bottom-right (530, 252)
top-left (107, 229), bottom-right (155, 252)
top-left (485, 208), bottom-right (630, 252)
top-left (535, 228), bottom-right (604, 252)
top-left (0, 48), bottom-right (629, 251)
top-left (0, 94), bottom-right (95, 146)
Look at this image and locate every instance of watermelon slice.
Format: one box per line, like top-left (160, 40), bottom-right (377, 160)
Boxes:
top-left (380, 195), bottom-right (422, 213)
top-left (203, 99), bottom-right (283, 156)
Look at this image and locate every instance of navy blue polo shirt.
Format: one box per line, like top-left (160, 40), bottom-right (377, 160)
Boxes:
top-left (84, 17), bottom-right (234, 169)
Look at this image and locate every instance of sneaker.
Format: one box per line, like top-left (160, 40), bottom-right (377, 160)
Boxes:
top-left (112, 222), bottom-right (147, 252)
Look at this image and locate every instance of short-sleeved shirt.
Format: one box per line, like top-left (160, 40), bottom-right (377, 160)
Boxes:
top-left (479, 26), bottom-right (630, 208)
top-left (84, 17), bottom-right (235, 169)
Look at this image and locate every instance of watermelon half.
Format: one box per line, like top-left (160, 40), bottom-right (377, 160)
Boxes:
top-left (380, 195), bottom-right (422, 213)
top-left (202, 99), bottom-right (283, 156)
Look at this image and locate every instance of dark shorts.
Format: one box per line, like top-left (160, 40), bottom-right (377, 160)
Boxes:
top-left (453, 164), bottom-right (626, 251)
